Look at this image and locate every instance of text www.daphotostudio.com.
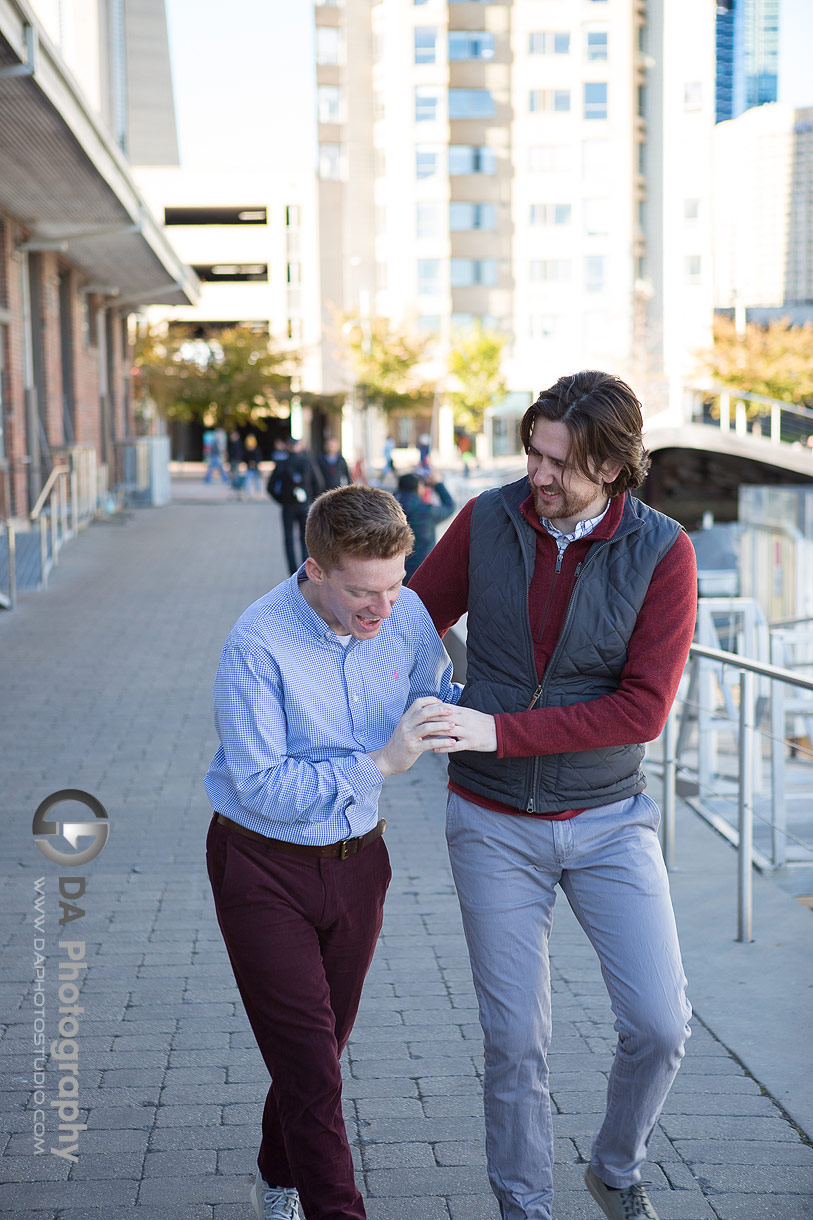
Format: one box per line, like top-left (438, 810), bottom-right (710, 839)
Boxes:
top-left (30, 789), bottom-right (110, 1162)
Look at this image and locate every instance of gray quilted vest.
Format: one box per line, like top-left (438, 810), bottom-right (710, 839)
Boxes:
top-left (448, 478), bottom-right (682, 813)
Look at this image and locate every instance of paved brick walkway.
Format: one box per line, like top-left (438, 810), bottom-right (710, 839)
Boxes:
top-left (1, 485), bottom-right (811, 1219)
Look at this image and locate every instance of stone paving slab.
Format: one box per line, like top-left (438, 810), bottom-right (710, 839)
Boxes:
top-left (1, 490), bottom-right (812, 1218)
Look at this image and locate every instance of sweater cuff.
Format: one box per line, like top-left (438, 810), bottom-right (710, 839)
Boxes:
top-left (494, 714), bottom-right (507, 758)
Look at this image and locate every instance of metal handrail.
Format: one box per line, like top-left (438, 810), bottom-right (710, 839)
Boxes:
top-left (662, 641), bottom-right (813, 944)
top-left (29, 464), bottom-right (70, 521)
top-left (688, 382), bottom-right (813, 418)
top-left (687, 642), bottom-right (813, 692)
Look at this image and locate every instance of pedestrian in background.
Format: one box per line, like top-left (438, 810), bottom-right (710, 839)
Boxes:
top-left (203, 425), bottom-right (229, 483)
top-left (381, 435), bottom-right (396, 483)
top-left (228, 429), bottom-right (244, 470)
top-left (205, 484), bottom-right (494, 1220)
top-left (396, 471), bottom-right (455, 583)
top-left (242, 434), bottom-right (263, 500)
top-left (317, 435), bottom-right (351, 490)
top-left (267, 436), bottom-right (323, 574)
top-left (410, 369), bottom-right (697, 1220)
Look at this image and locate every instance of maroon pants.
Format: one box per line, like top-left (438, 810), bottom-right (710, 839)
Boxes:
top-left (206, 816), bottom-right (391, 1220)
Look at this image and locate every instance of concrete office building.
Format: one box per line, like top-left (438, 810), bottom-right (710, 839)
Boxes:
top-left (313, 0), bottom-right (715, 456)
top-left (713, 102), bottom-right (813, 318)
top-left (134, 166), bottom-right (326, 450)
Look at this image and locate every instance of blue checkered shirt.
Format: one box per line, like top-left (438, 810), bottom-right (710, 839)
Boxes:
top-left (539, 502), bottom-right (609, 556)
top-left (204, 571), bottom-right (460, 845)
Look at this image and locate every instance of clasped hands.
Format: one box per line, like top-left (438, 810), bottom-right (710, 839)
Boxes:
top-left (369, 698), bottom-right (497, 778)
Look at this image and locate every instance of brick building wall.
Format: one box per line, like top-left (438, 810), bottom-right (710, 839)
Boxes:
top-left (0, 207), bottom-right (136, 520)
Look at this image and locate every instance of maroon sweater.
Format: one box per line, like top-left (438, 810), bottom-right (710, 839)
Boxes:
top-left (409, 491), bottom-right (697, 819)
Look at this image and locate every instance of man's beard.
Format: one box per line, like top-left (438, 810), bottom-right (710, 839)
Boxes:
top-left (532, 482), bottom-right (601, 523)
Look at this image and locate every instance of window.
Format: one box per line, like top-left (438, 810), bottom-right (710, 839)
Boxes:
top-left (684, 198), bottom-right (700, 221)
top-left (450, 258), bottom-right (497, 286)
top-left (528, 145), bottom-right (571, 172)
top-left (316, 26), bottom-right (341, 65)
top-left (449, 145), bottom-right (497, 174)
top-left (585, 255), bottom-right (605, 292)
top-left (450, 202), bottom-right (496, 230)
top-left (586, 31), bottom-right (608, 60)
top-left (685, 255), bottom-right (702, 281)
top-left (584, 82), bottom-right (608, 120)
top-left (583, 199), bottom-right (609, 235)
top-left (415, 86), bottom-right (440, 122)
top-left (317, 85), bottom-right (343, 124)
top-left (528, 313), bottom-right (559, 340)
top-left (529, 259), bottom-right (571, 283)
top-left (287, 317), bottom-right (303, 343)
top-left (529, 203), bottom-right (572, 226)
top-left (529, 90), bottom-right (571, 113)
top-left (528, 32), bottom-right (570, 54)
top-left (449, 31), bottom-right (496, 60)
top-left (417, 315), bottom-right (441, 333)
top-left (415, 27), bottom-right (437, 64)
top-left (449, 89), bottom-right (496, 119)
top-left (164, 206), bottom-right (267, 225)
top-left (319, 143), bottom-right (344, 178)
top-left (286, 205), bottom-right (300, 228)
top-left (192, 264), bottom-right (269, 282)
top-left (416, 201), bottom-right (443, 238)
top-left (416, 144), bottom-right (441, 178)
top-left (417, 258), bottom-right (442, 294)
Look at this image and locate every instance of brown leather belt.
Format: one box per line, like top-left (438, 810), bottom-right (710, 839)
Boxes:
top-left (215, 812), bottom-right (386, 860)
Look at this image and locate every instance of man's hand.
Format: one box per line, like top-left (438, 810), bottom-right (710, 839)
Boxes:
top-left (434, 705), bottom-right (497, 754)
top-left (369, 698), bottom-right (457, 778)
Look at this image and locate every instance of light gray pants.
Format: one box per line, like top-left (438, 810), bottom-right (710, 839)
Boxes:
top-left (446, 791), bottom-right (691, 1220)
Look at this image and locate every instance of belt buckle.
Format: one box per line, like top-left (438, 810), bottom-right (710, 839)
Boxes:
top-left (338, 837), bottom-right (352, 861)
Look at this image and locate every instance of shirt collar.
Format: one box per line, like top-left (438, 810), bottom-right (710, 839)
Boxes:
top-left (539, 501), bottom-right (610, 548)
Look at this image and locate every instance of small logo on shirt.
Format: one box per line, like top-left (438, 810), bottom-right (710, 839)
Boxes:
top-left (394, 670), bottom-right (399, 681)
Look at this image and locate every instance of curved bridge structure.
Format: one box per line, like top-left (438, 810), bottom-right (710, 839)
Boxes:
top-left (640, 391), bottom-right (813, 528)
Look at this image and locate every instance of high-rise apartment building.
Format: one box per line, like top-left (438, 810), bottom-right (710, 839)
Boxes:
top-left (713, 102), bottom-right (813, 314)
top-left (314, 0), bottom-right (714, 445)
top-left (715, 0), bottom-right (779, 124)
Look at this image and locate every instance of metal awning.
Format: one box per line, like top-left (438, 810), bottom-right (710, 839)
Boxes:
top-left (0, 0), bottom-right (199, 306)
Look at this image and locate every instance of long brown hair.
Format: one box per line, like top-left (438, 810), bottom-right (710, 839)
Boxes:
top-left (520, 370), bottom-right (651, 496)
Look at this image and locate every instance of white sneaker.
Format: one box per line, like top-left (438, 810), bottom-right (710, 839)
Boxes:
top-left (250, 1172), bottom-right (300, 1220)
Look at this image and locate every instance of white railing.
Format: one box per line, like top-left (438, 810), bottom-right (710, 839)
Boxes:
top-left (29, 464), bottom-right (71, 590)
top-left (686, 384), bottom-right (813, 450)
top-left (660, 643), bottom-right (813, 943)
top-left (0, 446), bottom-right (103, 606)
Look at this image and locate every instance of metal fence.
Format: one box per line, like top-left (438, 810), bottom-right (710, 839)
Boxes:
top-left (659, 637), bottom-right (813, 943)
top-left (687, 384), bottom-right (813, 449)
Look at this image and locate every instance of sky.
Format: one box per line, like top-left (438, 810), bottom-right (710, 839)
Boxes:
top-left (165, 0), bottom-right (813, 174)
top-left (165, 0), bottom-right (316, 172)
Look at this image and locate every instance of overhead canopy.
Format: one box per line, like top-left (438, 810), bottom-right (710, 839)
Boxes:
top-left (0, 1), bottom-right (199, 306)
